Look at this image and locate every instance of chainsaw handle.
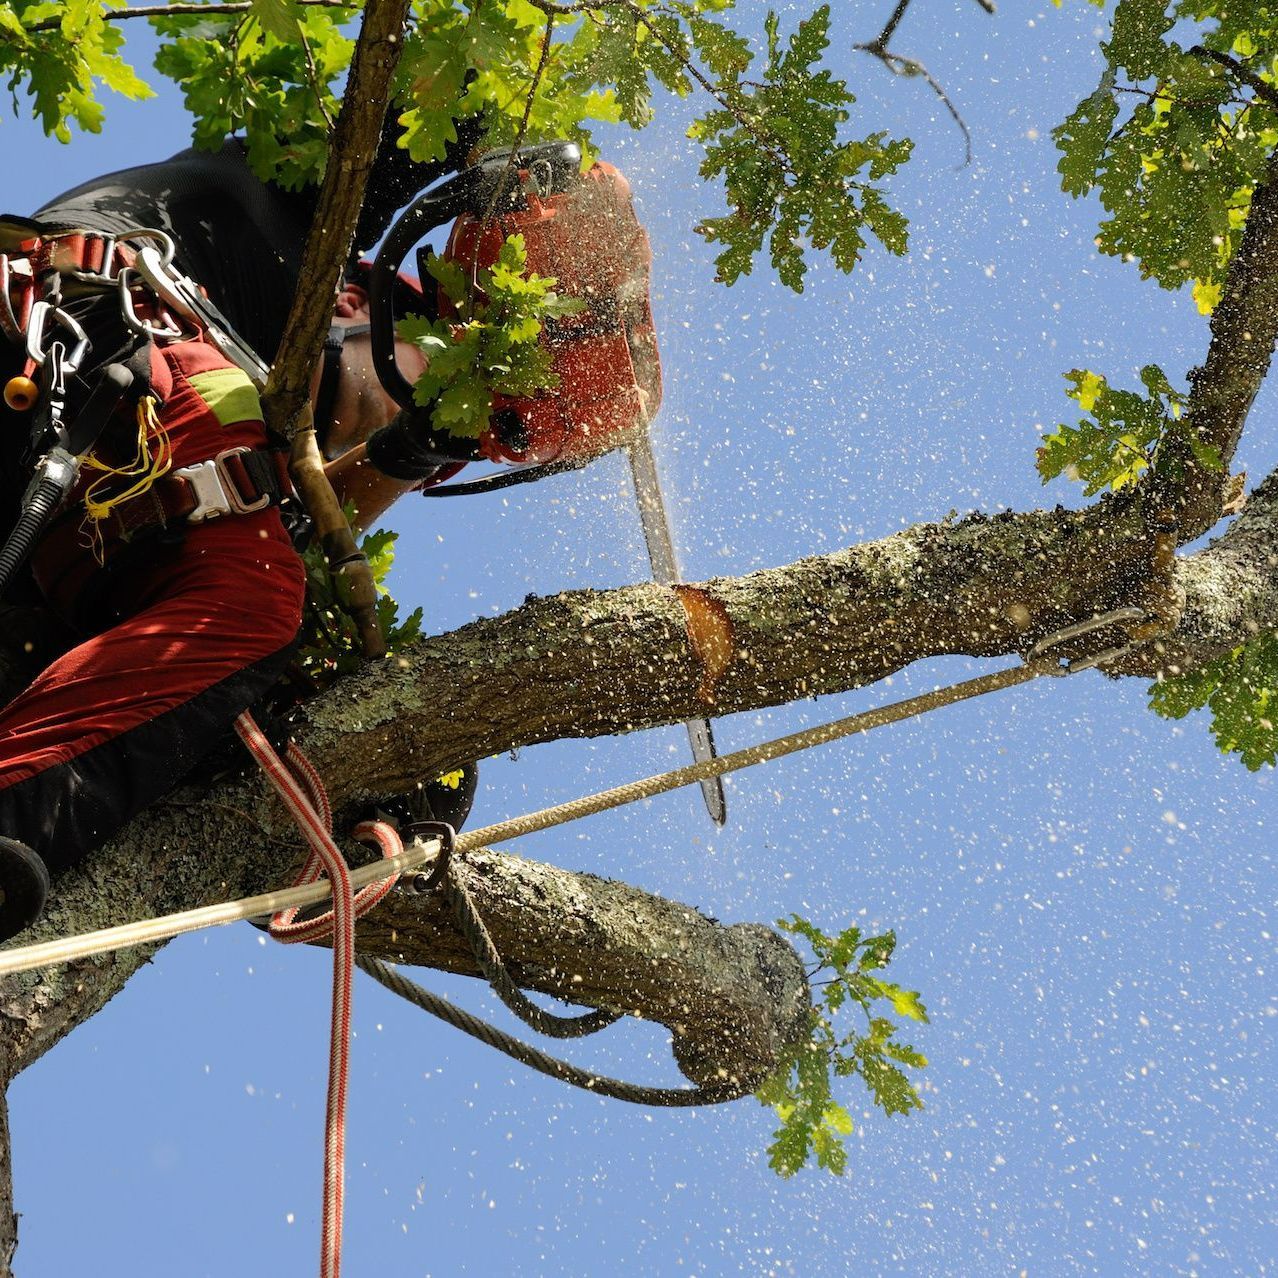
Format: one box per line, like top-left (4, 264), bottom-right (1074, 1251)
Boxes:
top-left (368, 171), bottom-right (477, 420)
top-left (367, 141), bottom-right (583, 445)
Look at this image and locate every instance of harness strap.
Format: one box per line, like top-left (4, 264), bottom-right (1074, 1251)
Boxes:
top-left (100, 445), bottom-right (294, 541)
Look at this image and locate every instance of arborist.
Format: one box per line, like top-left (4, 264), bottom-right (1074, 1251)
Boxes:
top-left (0, 129), bottom-right (477, 942)
top-left (0, 120), bottom-right (700, 946)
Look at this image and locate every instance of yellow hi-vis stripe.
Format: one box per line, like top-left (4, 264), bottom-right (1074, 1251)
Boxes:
top-left (187, 366), bottom-right (263, 427)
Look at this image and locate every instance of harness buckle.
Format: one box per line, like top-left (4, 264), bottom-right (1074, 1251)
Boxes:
top-left (171, 447), bottom-right (271, 523)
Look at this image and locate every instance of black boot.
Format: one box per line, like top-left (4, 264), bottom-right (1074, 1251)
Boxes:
top-left (0, 836), bottom-right (49, 943)
top-left (371, 762), bottom-right (479, 835)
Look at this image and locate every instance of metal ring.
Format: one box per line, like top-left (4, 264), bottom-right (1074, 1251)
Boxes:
top-left (117, 227), bottom-right (176, 266)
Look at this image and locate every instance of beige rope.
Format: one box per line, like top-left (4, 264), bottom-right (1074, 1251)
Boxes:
top-left (457, 657), bottom-right (1057, 854)
top-left (0, 839), bottom-right (440, 978)
top-left (1, 605), bottom-right (1146, 979)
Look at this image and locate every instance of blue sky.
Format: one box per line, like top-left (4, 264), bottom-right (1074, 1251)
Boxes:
top-left (4, 2), bottom-right (1276, 1275)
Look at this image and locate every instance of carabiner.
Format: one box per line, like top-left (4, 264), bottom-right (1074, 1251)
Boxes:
top-left (24, 301), bottom-right (90, 373)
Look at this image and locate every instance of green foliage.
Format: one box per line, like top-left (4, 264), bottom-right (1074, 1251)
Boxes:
top-left (152, 4), bottom-right (353, 189)
top-left (297, 521), bottom-right (423, 684)
top-left (1054, 0), bottom-right (1278, 309)
top-left (687, 5), bottom-right (912, 289)
top-left (757, 916), bottom-right (927, 1177)
top-left (396, 0), bottom-right (620, 168)
top-left (397, 234), bottom-right (581, 442)
top-left (1035, 363), bottom-right (1217, 494)
top-left (398, 1), bottom-right (910, 290)
top-left (1150, 632), bottom-right (1278, 769)
top-left (0, 0), bottom-right (152, 142)
top-left (3, 0), bottom-right (913, 292)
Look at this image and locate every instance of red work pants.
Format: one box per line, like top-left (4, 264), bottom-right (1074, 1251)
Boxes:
top-left (0, 337), bottom-right (306, 874)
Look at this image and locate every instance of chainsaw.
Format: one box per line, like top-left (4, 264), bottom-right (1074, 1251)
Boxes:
top-left (367, 142), bottom-right (727, 826)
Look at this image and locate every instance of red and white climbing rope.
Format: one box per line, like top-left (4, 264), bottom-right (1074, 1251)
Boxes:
top-left (233, 711), bottom-right (403, 1278)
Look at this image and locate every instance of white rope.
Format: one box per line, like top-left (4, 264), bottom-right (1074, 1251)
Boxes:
top-left (0, 839), bottom-right (440, 977)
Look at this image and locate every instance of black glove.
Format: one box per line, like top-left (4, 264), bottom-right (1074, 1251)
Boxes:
top-left (365, 408), bottom-right (449, 480)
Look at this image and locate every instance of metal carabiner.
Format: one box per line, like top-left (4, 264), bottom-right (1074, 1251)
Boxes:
top-left (117, 266), bottom-right (185, 341)
top-left (1028, 605), bottom-right (1149, 674)
top-left (131, 244), bottom-right (269, 384)
top-left (0, 255), bottom-right (24, 344)
top-left (24, 301), bottom-right (90, 373)
top-left (119, 227), bottom-right (175, 266)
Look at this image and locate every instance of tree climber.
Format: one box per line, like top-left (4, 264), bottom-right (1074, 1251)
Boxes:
top-left (0, 128), bottom-right (477, 942)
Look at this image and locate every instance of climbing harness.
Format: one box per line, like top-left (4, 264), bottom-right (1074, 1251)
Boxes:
top-left (0, 223), bottom-right (290, 595)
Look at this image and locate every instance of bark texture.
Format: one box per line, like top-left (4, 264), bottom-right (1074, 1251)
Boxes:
top-left (1150, 152), bottom-right (1278, 540)
top-left (261, 0), bottom-right (411, 437)
top-left (0, 459), bottom-right (1273, 1083)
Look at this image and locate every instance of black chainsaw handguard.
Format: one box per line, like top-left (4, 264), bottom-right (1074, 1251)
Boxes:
top-left (366, 141), bottom-right (583, 465)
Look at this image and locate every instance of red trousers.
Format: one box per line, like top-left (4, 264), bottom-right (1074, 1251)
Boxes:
top-left (0, 338), bottom-right (306, 873)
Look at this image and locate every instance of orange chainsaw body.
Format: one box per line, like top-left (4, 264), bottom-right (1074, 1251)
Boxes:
top-left (443, 161), bottom-right (662, 466)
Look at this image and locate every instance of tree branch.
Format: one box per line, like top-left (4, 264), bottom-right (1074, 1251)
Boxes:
top-left (854, 0), bottom-right (992, 166)
top-left (1148, 149), bottom-right (1278, 539)
top-left (1117, 463), bottom-right (1278, 677)
top-left (24, 0), bottom-right (353, 32)
top-left (0, 455), bottom-right (1272, 1121)
top-left (0, 1083), bottom-right (14, 1276)
top-left (261, 0), bottom-right (411, 438)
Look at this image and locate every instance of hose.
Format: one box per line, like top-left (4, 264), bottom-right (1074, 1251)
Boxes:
top-left (0, 449), bottom-right (77, 597)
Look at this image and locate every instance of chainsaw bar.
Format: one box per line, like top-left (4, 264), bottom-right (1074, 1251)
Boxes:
top-left (625, 430), bottom-right (727, 827)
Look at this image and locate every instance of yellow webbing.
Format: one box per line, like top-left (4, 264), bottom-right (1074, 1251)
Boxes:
top-left (80, 395), bottom-right (172, 559)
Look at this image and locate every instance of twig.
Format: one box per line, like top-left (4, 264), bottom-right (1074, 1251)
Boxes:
top-left (874, 0), bottom-right (911, 50)
top-left (25, 0), bottom-right (352, 32)
top-left (524, 0), bottom-right (629, 13)
top-left (298, 23), bottom-right (336, 133)
top-left (626, 2), bottom-right (793, 177)
top-left (480, 11), bottom-right (557, 228)
top-left (869, 48), bottom-right (973, 166)
top-left (854, 0), bottom-right (993, 168)
top-left (1190, 45), bottom-right (1278, 114)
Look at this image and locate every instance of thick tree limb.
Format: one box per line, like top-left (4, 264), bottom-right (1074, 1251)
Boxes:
top-left (0, 1084), bottom-right (13, 1274)
top-left (1120, 464), bottom-right (1278, 677)
top-left (2, 465), bottom-right (1273, 1085)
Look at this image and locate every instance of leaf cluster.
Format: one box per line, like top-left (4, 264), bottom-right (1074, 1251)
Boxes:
top-left (756, 916), bottom-right (927, 1178)
top-left (397, 234), bottom-right (581, 441)
top-left (1150, 632), bottom-right (1278, 769)
top-left (1054, 0), bottom-right (1278, 311)
top-left (5, 0), bottom-right (917, 293)
top-left (686, 5), bottom-right (912, 290)
top-left (396, 0), bottom-right (620, 167)
top-left (0, 0), bottom-right (152, 142)
top-left (1036, 362), bottom-right (1217, 495)
top-left (152, 0), bottom-right (354, 190)
top-left (296, 520), bottom-right (423, 685)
